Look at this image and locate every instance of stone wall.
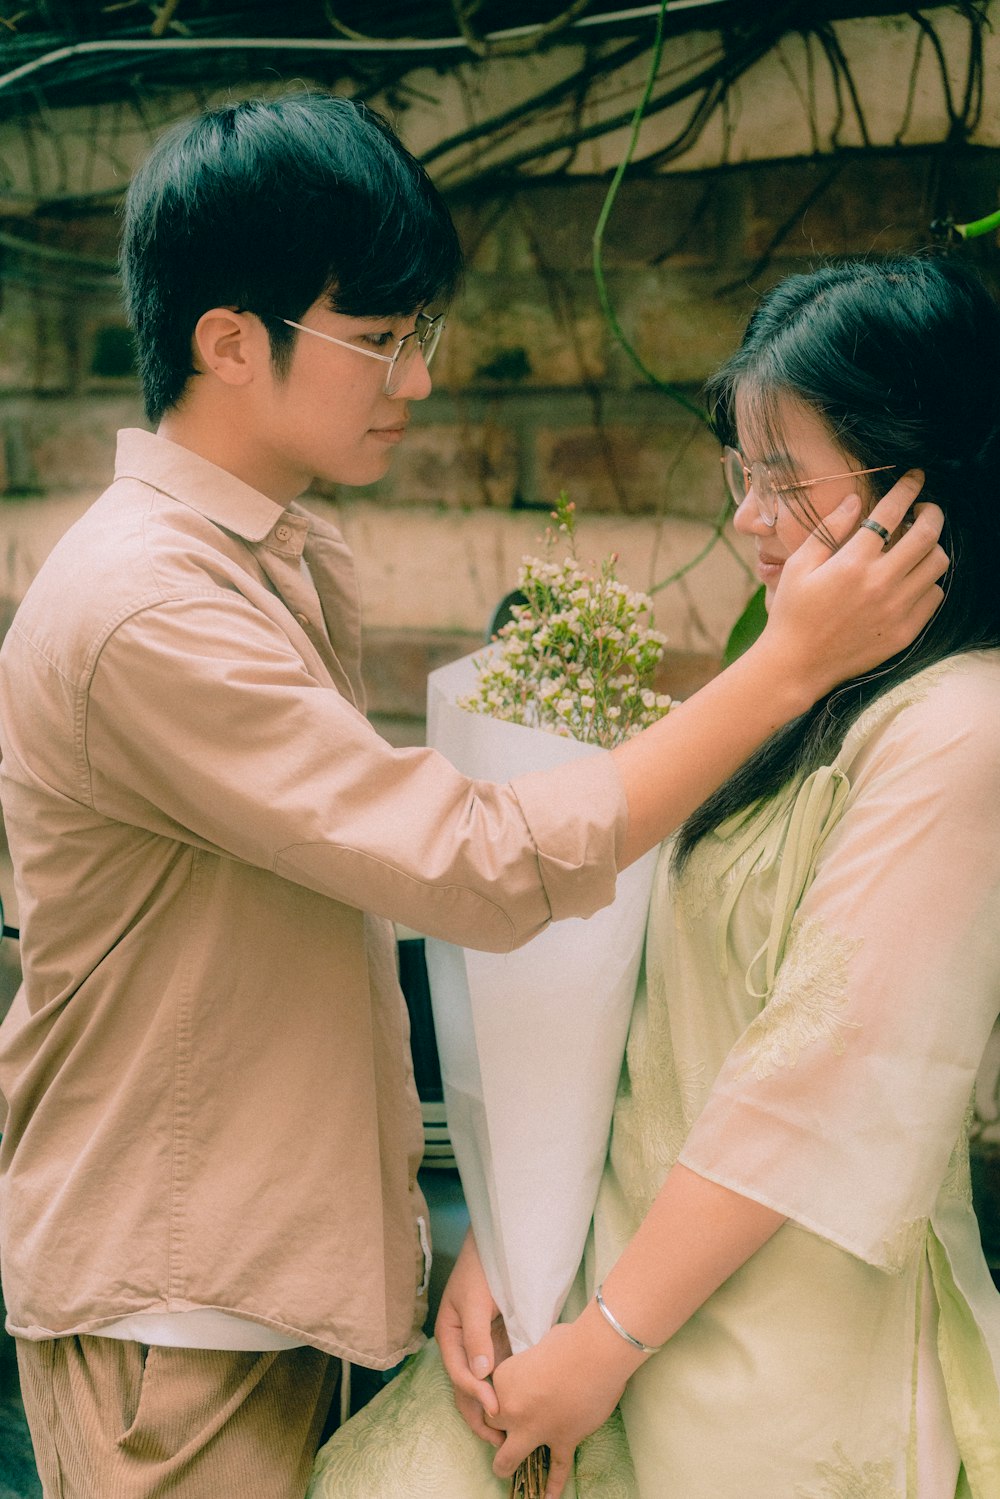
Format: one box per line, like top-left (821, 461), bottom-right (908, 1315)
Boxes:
top-left (3, 146), bottom-right (1000, 740)
top-left (2, 8), bottom-right (999, 733)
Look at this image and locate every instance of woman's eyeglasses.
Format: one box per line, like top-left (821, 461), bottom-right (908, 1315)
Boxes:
top-left (722, 445), bottom-right (894, 527)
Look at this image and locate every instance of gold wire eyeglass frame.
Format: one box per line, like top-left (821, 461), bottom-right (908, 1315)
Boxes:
top-left (722, 445), bottom-right (894, 527)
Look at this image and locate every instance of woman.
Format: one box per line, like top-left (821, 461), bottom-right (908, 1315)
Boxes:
top-left (308, 253), bottom-right (1000, 1498)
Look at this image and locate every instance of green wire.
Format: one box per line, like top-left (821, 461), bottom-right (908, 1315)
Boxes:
top-left (591, 0), bottom-right (711, 427)
top-left (590, 1), bottom-right (756, 603)
top-left (954, 207), bottom-right (1000, 240)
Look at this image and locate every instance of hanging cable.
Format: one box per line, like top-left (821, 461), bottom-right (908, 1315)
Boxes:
top-left (592, 0), bottom-right (710, 424)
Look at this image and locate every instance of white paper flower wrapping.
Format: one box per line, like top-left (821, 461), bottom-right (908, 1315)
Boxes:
top-left (424, 650), bottom-right (657, 1352)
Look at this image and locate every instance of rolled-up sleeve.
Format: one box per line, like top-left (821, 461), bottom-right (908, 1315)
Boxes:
top-left (82, 594), bottom-right (627, 951)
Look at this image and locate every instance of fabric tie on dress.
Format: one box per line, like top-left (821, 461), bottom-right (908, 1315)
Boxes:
top-left (711, 766), bottom-right (850, 998)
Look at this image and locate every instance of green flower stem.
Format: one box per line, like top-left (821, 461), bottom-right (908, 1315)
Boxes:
top-left (648, 494), bottom-right (734, 594)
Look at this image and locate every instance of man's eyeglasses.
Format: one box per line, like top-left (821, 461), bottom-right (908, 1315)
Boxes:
top-left (722, 445), bottom-right (894, 527)
top-left (278, 311), bottom-right (445, 396)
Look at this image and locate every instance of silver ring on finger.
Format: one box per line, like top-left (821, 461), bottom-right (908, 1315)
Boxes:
top-left (861, 518), bottom-right (891, 548)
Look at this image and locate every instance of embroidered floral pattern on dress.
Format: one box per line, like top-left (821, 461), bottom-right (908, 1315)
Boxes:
top-left (877, 1216), bottom-right (927, 1275)
top-left (307, 1344), bottom-right (506, 1497)
top-left (612, 962), bottom-right (707, 1227)
top-left (838, 661), bottom-right (952, 765)
top-left (641, 962), bottom-right (708, 1121)
top-left (614, 1052), bottom-right (706, 1226)
top-left (941, 1096), bottom-right (976, 1212)
top-left (796, 1443), bottom-right (901, 1499)
top-left (307, 1341), bottom-right (637, 1498)
top-left (671, 835), bottom-right (725, 928)
top-left (573, 1407), bottom-right (639, 1497)
top-left (732, 916), bottom-right (862, 1081)
top-left (672, 809), bottom-right (772, 933)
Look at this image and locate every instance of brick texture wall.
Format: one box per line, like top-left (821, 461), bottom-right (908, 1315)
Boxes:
top-left (4, 145), bottom-right (1000, 733)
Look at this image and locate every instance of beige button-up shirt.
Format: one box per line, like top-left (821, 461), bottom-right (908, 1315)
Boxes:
top-left (0, 430), bottom-right (626, 1366)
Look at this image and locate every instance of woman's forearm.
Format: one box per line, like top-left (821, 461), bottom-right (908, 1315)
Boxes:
top-left (488, 1164), bottom-right (788, 1488)
top-left (584, 1163), bottom-right (786, 1357)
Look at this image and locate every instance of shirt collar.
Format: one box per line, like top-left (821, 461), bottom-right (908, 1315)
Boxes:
top-left (114, 428), bottom-right (292, 545)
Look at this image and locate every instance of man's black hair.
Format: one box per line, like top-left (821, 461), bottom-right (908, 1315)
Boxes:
top-left (120, 93), bottom-right (464, 421)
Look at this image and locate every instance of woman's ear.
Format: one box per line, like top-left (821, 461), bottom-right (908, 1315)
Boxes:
top-left (191, 307), bottom-right (265, 388)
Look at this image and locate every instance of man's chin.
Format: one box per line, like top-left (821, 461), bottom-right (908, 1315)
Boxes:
top-left (313, 454), bottom-right (394, 491)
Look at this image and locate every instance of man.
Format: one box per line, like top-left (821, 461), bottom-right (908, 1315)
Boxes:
top-left (0, 93), bottom-right (944, 1498)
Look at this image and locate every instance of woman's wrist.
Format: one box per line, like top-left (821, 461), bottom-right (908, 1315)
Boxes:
top-left (571, 1294), bottom-right (653, 1386)
top-left (595, 1284), bottom-right (664, 1354)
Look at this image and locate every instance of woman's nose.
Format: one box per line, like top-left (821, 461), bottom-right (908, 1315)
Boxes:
top-left (732, 490), bottom-right (771, 537)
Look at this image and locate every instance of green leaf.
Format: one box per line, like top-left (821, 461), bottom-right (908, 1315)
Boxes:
top-left (723, 586), bottom-right (767, 665)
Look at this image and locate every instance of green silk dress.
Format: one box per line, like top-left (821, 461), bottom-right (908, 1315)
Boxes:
top-left (308, 652), bottom-right (1000, 1499)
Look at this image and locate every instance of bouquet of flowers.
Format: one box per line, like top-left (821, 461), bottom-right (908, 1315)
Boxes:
top-left (424, 497), bottom-right (672, 1496)
top-left (457, 495), bottom-right (672, 746)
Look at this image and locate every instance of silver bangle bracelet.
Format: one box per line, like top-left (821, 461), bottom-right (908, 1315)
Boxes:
top-left (595, 1283), bottom-right (663, 1355)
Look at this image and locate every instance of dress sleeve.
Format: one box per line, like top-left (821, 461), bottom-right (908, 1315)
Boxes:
top-left (81, 594), bottom-right (627, 953)
top-left (678, 657), bottom-right (1000, 1270)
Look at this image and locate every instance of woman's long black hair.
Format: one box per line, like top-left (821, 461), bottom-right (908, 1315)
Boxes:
top-left (673, 253), bottom-right (1000, 870)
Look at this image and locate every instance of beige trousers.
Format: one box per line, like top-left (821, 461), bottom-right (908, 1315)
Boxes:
top-left (16, 1336), bottom-right (340, 1499)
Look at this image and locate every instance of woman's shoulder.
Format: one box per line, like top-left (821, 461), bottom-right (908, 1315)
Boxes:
top-left (839, 648), bottom-right (1000, 777)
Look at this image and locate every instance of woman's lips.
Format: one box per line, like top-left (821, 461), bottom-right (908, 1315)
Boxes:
top-left (369, 425), bottom-right (408, 445)
top-left (756, 552), bottom-right (786, 585)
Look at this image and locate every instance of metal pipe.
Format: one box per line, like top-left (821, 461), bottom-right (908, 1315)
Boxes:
top-left (0, 2), bottom-right (735, 97)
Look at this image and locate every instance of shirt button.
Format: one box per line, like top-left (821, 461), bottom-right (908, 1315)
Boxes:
top-left (296, 613), bottom-right (310, 628)
top-left (275, 523), bottom-right (292, 542)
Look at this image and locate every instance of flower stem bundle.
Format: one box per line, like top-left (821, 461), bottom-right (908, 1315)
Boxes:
top-left (510, 1444), bottom-right (550, 1499)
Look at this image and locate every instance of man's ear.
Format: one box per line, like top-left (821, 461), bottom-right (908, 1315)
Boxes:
top-left (192, 307), bottom-right (266, 388)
